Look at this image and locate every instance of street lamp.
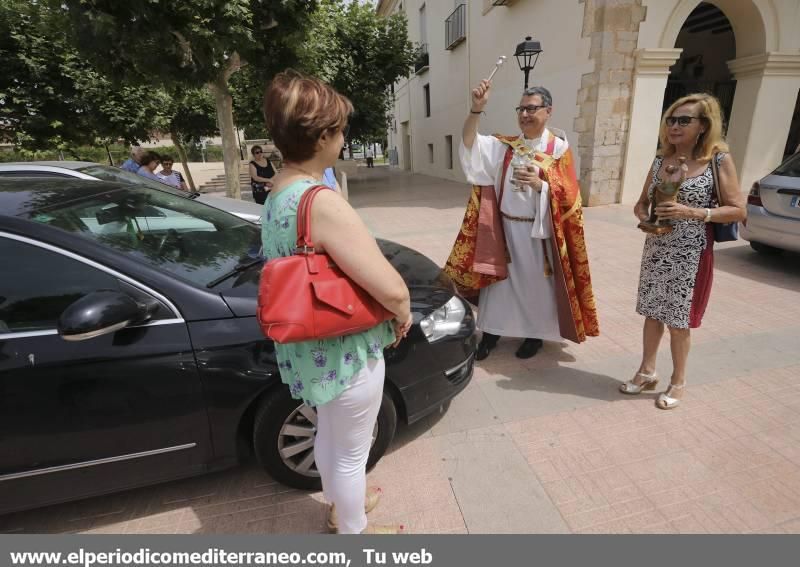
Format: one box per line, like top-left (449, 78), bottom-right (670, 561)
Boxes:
top-left (514, 36), bottom-right (542, 89)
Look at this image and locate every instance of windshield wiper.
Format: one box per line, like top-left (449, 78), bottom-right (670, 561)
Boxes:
top-left (206, 256), bottom-right (265, 288)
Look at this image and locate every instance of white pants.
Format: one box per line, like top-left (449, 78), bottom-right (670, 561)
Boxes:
top-left (315, 358), bottom-right (385, 534)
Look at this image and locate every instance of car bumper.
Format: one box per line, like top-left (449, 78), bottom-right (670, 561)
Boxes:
top-left (385, 304), bottom-right (477, 424)
top-left (740, 204), bottom-right (800, 253)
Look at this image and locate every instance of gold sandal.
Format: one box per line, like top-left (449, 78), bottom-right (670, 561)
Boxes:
top-left (619, 371), bottom-right (658, 395)
top-left (656, 383), bottom-right (685, 410)
top-left (327, 486), bottom-right (382, 532)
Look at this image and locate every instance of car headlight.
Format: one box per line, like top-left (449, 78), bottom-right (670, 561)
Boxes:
top-left (419, 296), bottom-right (467, 342)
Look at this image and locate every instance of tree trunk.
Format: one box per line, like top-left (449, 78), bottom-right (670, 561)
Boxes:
top-left (208, 78), bottom-right (241, 199)
top-left (171, 129), bottom-right (196, 191)
top-left (105, 143), bottom-right (115, 166)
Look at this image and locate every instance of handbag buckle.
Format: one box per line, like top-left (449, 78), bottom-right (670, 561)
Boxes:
top-left (294, 245), bottom-right (316, 256)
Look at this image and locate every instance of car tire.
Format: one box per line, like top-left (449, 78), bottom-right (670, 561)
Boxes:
top-left (253, 385), bottom-right (398, 490)
top-left (750, 241), bottom-right (783, 255)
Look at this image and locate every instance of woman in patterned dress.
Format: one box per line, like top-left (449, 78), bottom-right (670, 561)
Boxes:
top-left (262, 71), bottom-right (412, 533)
top-left (621, 94), bottom-right (746, 409)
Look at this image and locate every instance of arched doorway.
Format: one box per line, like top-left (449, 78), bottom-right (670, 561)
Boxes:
top-left (663, 2), bottom-right (737, 131)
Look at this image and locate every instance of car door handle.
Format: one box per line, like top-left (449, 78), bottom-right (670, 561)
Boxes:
top-left (777, 188), bottom-right (800, 196)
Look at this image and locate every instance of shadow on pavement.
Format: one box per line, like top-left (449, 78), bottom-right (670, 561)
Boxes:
top-left (493, 364), bottom-right (628, 403)
top-left (714, 244), bottom-right (800, 292)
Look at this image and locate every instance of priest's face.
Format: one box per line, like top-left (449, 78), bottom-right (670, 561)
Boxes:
top-left (517, 94), bottom-right (552, 138)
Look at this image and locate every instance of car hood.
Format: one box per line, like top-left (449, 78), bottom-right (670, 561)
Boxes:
top-left (220, 238), bottom-right (455, 317)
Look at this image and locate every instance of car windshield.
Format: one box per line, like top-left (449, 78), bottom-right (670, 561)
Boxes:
top-left (772, 153), bottom-right (800, 178)
top-left (76, 164), bottom-right (188, 196)
top-left (26, 186), bottom-right (262, 287)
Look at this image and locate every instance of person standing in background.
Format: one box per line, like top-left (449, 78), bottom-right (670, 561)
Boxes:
top-left (249, 145), bottom-right (276, 205)
top-left (365, 146), bottom-right (374, 168)
top-left (156, 155), bottom-right (188, 191)
top-left (120, 146), bottom-right (144, 173)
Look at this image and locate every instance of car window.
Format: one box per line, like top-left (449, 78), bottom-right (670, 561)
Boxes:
top-left (773, 153), bottom-right (800, 178)
top-left (76, 165), bottom-right (187, 196)
top-left (26, 186), bottom-right (262, 288)
top-left (0, 237), bottom-right (121, 334)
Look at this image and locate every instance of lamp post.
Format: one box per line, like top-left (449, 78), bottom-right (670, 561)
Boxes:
top-left (513, 36), bottom-right (542, 89)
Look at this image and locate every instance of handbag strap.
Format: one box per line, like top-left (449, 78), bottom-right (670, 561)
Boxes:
top-left (710, 152), bottom-right (723, 207)
top-left (296, 184), bottom-right (331, 250)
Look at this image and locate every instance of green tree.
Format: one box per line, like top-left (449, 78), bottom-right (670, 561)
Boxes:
top-left (299, 0), bottom-right (416, 153)
top-left (58, 0), bottom-right (316, 199)
top-left (0, 0), bottom-right (166, 158)
top-left (162, 87), bottom-right (219, 191)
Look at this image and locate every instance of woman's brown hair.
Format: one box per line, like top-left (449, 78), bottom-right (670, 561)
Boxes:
top-left (263, 70), bottom-right (353, 163)
top-left (659, 93), bottom-right (729, 161)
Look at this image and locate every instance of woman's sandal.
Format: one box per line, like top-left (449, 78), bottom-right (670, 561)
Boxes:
top-left (327, 486), bottom-right (383, 533)
top-left (619, 371), bottom-right (658, 395)
top-left (656, 383), bottom-right (685, 410)
top-left (362, 523), bottom-right (405, 534)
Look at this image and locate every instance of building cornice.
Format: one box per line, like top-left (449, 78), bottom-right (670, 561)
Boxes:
top-left (728, 52), bottom-right (800, 79)
top-left (634, 48), bottom-right (683, 76)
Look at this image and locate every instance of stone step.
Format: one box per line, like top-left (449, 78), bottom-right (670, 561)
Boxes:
top-left (198, 171), bottom-right (251, 193)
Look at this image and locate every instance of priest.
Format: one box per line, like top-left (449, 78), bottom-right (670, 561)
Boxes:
top-left (445, 79), bottom-right (599, 360)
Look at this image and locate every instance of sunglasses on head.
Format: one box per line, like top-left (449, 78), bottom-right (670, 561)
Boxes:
top-left (665, 115), bottom-right (702, 127)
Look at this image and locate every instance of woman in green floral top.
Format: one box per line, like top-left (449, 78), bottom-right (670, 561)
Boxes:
top-left (262, 71), bottom-right (412, 534)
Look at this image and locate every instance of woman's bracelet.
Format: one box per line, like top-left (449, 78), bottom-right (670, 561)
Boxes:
top-left (703, 208), bottom-right (712, 223)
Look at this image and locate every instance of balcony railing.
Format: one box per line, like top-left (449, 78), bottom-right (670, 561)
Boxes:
top-left (445, 4), bottom-right (467, 50)
top-left (414, 43), bottom-right (429, 73)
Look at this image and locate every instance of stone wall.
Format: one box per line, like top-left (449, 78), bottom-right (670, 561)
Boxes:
top-left (575, 0), bottom-right (647, 205)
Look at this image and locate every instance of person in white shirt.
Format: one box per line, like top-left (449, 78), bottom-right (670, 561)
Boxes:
top-left (156, 155), bottom-right (188, 191)
top-left (365, 146), bottom-right (374, 168)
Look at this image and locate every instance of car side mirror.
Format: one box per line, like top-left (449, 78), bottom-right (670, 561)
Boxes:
top-left (58, 290), bottom-right (159, 342)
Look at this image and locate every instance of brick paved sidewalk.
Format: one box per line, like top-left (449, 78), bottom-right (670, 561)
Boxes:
top-left (2, 168), bottom-right (799, 534)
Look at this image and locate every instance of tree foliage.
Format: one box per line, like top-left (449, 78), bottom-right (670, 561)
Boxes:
top-left (299, 0), bottom-right (416, 145)
top-left (0, 0), bottom-right (166, 154)
top-left (56, 0), bottom-right (316, 197)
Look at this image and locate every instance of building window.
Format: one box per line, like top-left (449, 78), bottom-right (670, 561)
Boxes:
top-left (423, 84), bottom-right (431, 117)
top-left (428, 143), bottom-right (434, 164)
top-left (445, 135), bottom-right (453, 169)
top-left (419, 4), bottom-right (427, 45)
top-left (445, 4), bottom-right (467, 50)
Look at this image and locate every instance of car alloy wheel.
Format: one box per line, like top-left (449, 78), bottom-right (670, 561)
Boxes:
top-left (276, 403), bottom-right (379, 478)
top-left (253, 385), bottom-right (398, 490)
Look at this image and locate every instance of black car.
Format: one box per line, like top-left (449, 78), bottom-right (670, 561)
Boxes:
top-left (0, 179), bottom-right (475, 515)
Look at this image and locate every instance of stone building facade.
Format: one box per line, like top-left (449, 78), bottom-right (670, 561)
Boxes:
top-left (377, 0), bottom-right (800, 205)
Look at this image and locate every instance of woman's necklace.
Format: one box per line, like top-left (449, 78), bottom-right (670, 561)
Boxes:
top-left (283, 163), bottom-right (321, 180)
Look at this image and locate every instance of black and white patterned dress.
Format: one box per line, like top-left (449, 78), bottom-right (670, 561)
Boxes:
top-left (636, 153), bottom-right (724, 329)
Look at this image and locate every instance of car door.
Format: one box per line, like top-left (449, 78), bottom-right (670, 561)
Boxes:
top-left (0, 233), bottom-right (212, 513)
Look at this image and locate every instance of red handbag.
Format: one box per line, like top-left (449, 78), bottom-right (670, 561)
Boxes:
top-left (257, 185), bottom-right (394, 344)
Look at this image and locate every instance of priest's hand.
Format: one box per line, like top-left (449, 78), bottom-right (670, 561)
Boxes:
top-left (513, 166), bottom-right (544, 192)
top-left (471, 79), bottom-right (491, 112)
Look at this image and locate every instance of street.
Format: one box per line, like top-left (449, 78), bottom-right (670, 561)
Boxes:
top-left (2, 166), bottom-right (799, 534)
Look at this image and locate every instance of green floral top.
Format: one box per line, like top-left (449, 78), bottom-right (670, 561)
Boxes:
top-left (261, 179), bottom-right (396, 407)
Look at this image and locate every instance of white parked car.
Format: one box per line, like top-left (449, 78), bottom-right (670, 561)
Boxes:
top-left (741, 153), bottom-right (800, 254)
top-left (0, 162), bottom-right (264, 224)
